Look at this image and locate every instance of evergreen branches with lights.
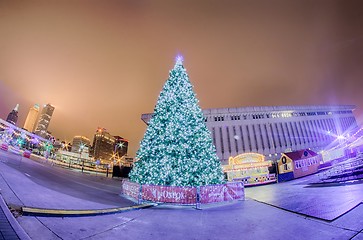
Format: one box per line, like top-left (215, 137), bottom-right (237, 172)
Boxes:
top-left (129, 56), bottom-right (224, 186)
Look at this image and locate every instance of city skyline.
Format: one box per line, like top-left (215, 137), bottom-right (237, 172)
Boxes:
top-left (1, 0), bottom-right (363, 157)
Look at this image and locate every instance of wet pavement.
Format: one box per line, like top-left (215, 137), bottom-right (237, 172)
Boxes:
top-left (245, 174), bottom-right (363, 221)
top-left (0, 150), bottom-right (363, 239)
top-left (0, 206), bottom-right (19, 240)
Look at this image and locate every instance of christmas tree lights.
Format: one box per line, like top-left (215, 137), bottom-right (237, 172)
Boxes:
top-left (129, 56), bottom-right (224, 186)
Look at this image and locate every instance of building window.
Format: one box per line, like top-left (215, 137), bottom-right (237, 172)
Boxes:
top-left (258, 124), bottom-right (265, 150)
top-left (313, 120), bottom-right (322, 142)
top-left (240, 125), bottom-right (246, 152)
top-left (275, 123), bottom-right (282, 147)
top-left (289, 122), bottom-right (297, 146)
top-left (305, 121), bottom-right (312, 142)
top-left (226, 126), bottom-right (231, 153)
top-left (212, 127), bottom-right (216, 147)
top-left (279, 122), bottom-right (288, 147)
top-left (284, 122), bottom-right (292, 146)
top-left (308, 120), bottom-right (317, 142)
top-left (214, 116), bottom-right (225, 122)
top-left (233, 126), bottom-right (238, 153)
top-left (219, 127), bottom-right (224, 154)
top-left (319, 119), bottom-right (328, 141)
top-left (264, 124), bottom-right (271, 149)
top-left (328, 119), bottom-right (336, 135)
top-left (294, 122), bottom-right (302, 145)
top-left (269, 124), bottom-right (276, 149)
top-left (231, 115), bottom-right (241, 121)
top-left (298, 121), bottom-right (306, 144)
top-left (246, 125), bottom-right (252, 152)
top-left (252, 124), bottom-right (258, 151)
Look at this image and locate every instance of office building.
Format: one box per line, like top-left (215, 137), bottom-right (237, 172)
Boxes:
top-left (35, 104), bottom-right (55, 138)
top-left (142, 105), bottom-right (359, 164)
top-left (114, 136), bottom-right (129, 157)
top-left (6, 104), bottom-right (19, 126)
top-left (71, 136), bottom-right (91, 153)
top-left (91, 128), bottom-right (129, 164)
top-left (23, 104), bottom-right (40, 132)
top-left (91, 128), bottom-right (116, 163)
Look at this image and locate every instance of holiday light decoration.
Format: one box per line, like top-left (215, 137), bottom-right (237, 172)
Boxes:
top-left (129, 56), bottom-right (224, 186)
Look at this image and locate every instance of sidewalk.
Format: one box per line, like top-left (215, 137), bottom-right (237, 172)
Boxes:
top-left (0, 194), bottom-right (29, 240)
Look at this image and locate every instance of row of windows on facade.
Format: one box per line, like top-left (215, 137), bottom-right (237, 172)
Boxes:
top-left (206, 110), bottom-right (354, 122)
top-left (211, 117), bottom-right (356, 154)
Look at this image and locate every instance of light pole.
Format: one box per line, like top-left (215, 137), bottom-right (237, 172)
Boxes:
top-left (79, 143), bottom-right (85, 173)
top-left (114, 142), bottom-right (124, 165)
top-left (111, 142), bottom-right (124, 178)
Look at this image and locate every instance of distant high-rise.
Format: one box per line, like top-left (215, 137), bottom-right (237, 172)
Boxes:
top-left (71, 136), bottom-right (91, 153)
top-left (91, 128), bottom-right (115, 163)
top-left (34, 104), bottom-right (55, 138)
top-left (6, 104), bottom-right (19, 126)
top-left (114, 136), bottom-right (128, 157)
top-left (23, 104), bottom-right (40, 132)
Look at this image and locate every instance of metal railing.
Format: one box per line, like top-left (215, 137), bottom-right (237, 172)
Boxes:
top-left (319, 156), bottom-right (363, 182)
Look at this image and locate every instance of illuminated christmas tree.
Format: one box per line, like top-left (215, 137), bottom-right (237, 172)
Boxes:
top-left (129, 56), bottom-right (224, 186)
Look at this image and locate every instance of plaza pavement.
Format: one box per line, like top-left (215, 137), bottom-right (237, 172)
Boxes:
top-left (0, 153), bottom-right (363, 240)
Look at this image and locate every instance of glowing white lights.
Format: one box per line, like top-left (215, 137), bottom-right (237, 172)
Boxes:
top-left (129, 57), bottom-right (224, 186)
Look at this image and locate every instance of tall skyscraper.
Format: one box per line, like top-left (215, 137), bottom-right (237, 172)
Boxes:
top-left (6, 104), bottom-right (19, 126)
top-left (91, 128), bottom-right (115, 163)
top-left (34, 104), bottom-right (55, 138)
top-left (114, 136), bottom-right (128, 157)
top-left (71, 136), bottom-right (91, 153)
top-left (23, 104), bottom-right (40, 132)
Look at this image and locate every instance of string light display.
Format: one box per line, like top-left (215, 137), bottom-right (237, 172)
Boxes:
top-left (129, 56), bottom-right (225, 186)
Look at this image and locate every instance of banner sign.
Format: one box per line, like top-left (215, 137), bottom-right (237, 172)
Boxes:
top-left (199, 184), bottom-right (225, 204)
top-left (121, 180), bottom-right (140, 200)
top-left (121, 181), bottom-right (244, 205)
top-left (224, 182), bottom-right (244, 201)
top-left (200, 182), bottom-right (244, 204)
top-left (142, 185), bottom-right (197, 204)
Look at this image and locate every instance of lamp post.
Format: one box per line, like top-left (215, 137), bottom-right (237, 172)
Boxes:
top-left (111, 142), bottom-right (124, 178)
top-left (79, 143), bottom-right (85, 173)
top-left (114, 142), bottom-right (124, 164)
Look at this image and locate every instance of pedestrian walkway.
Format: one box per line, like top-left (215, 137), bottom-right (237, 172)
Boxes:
top-left (245, 173), bottom-right (363, 220)
top-left (0, 195), bottom-right (29, 240)
top-left (1, 150), bottom-right (363, 240)
top-left (0, 205), bottom-right (19, 240)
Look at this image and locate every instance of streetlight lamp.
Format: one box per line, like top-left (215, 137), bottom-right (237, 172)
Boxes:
top-left (114, 142), bottom-right (124, 164)
top-left (109, 142), bottom-right (124, 178)
top-left (79, 143), bottom-right (85, 173)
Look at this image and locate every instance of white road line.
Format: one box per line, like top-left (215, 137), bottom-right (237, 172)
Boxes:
top-left (24, 173), bottom-right (31, 177)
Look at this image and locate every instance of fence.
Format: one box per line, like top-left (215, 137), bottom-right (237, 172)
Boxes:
top-left (121, 180), bottom-right (244, 209)
top-left (319, 156), bottom-right (363, 182)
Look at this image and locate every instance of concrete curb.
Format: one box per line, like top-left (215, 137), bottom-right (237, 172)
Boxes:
top-left (0, 194), bottom-right (31, 240)
top-left (22, 203), bottom-right (157, 217)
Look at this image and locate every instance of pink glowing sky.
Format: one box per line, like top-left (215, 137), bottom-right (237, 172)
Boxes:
top-left (1, 0), bottom-right (363, 156)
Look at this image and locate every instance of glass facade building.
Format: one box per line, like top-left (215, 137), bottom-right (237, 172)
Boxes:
top-left (23, 104), bottom-right (40, 132)
top-left (6, 104), bottom-right (19, 126)
top-left (34, 104), bottom-right (55, 138)
top-left (91, 129), bottom-right (129, 164)
top-left (71, 136), bottom-right (91, 153)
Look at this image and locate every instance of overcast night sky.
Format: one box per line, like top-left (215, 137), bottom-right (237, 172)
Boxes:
top-left (0, 0), bottom-right (363, 157)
